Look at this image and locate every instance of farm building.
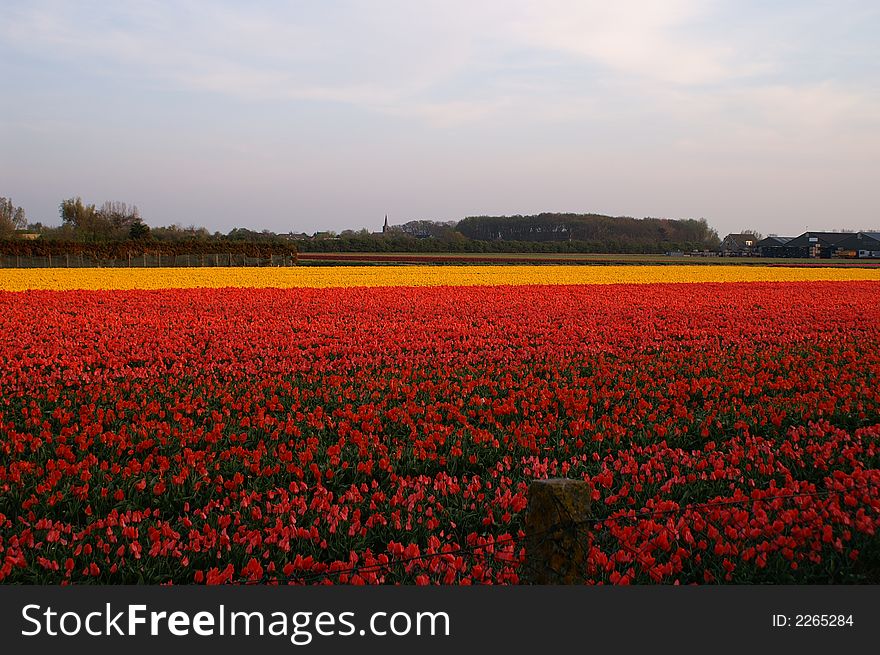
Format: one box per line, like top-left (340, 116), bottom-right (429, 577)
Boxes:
top-left (835, 232), bottom-right (880, 258)
top-left (778, 232), bottom-right (852, 258)
top-left (720, 233), bottom-right (759, 256)
top-left (755, 236), bottom-right (793, 257)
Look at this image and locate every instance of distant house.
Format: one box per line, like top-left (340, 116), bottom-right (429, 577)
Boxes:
top-left (14, 230), bottom-right (40, 240)
top-left (836, 232), bottom-right (880, 258)
top-left (780, 232), bottom-right (852, 258)
top-left (720, 233), bottom-right (759, 256)
top-left (755, 236), bottom-right (793, 258)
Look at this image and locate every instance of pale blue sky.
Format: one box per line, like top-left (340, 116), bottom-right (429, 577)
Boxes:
top-left (2, 1), bottom-right (878, 236)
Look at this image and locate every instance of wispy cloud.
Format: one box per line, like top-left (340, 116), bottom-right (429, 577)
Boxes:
top-left (508, 0), bottom-right (752, 85)
top-left (3, 1), bottom-right (877, 123)
top-left (0, 1), bottom-right (772, 118)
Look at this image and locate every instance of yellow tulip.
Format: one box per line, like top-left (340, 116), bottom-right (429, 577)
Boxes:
top-left (0, 265), bottom-right (877, 292)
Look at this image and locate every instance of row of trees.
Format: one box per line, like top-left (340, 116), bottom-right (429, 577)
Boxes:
top-left (6, 196), bottom-right (278, 245)
top-left (4, 194), bottom-right (722, 254)
top-left (0, 196), bottom-right (299, 259)
top-left (58, 197), bottom-right (149, 241)
top-left (299, 214), bottom-right (721, 253)
top-left (455, 213), bottom-right (720, 251)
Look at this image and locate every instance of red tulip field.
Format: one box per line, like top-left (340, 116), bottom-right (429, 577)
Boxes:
top-left (1, 279), bottom-right (879, 584)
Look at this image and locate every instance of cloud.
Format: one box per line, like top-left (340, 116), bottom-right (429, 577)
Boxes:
top-left (0, 2), bottom-right (743, 106)
top-left (507, 0), bottom-right (749, 85)
top-left (2, 0), bottom-right (878, 134)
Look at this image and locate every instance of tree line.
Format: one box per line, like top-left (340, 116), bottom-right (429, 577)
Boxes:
top-left (300, 214), bottom-right (721, 253)
top-left (3, 194), bottom-right (721, 255)
top-left (0, 196), bottom-right (298, 257)
top-left (455, 213), bottom-right (720, 251)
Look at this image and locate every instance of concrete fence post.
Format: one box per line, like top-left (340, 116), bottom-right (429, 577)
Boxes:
top-left (524, 478), bottom-right (592, 584)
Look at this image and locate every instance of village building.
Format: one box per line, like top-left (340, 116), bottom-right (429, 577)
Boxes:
top-left (836, 232), bottom-right (880, 258)
top-left (779, 232), bottom-right (852, 258)
top-left (755, 236), bottom-right (793, 257)
top-left (719, 233), bottom-right (759, 256)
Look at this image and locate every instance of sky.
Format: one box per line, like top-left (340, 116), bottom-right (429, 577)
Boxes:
top-left (1, 1), bottom-right (879, 237)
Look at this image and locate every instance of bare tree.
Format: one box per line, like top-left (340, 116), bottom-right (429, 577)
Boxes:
top-left (0, 197), bottom-right (27, 236)
top-left (97, 201), bottom-right (141, 229)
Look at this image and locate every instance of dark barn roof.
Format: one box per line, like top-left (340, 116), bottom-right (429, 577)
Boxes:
top-left (721, 233), bottom-right (760, 249)
top-left (784, 232), bottom-right (854, 248)
top-left (755, 236), bottom-right (793, 247)
top-left (836, 232), bottom-right (880, 251)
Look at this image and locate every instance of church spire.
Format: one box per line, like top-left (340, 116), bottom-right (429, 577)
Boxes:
top-left (383, 214), bottom-right (388, 233)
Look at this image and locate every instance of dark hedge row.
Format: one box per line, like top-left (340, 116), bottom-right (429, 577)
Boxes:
top-left (0, 239), bottom-right (298, 258)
